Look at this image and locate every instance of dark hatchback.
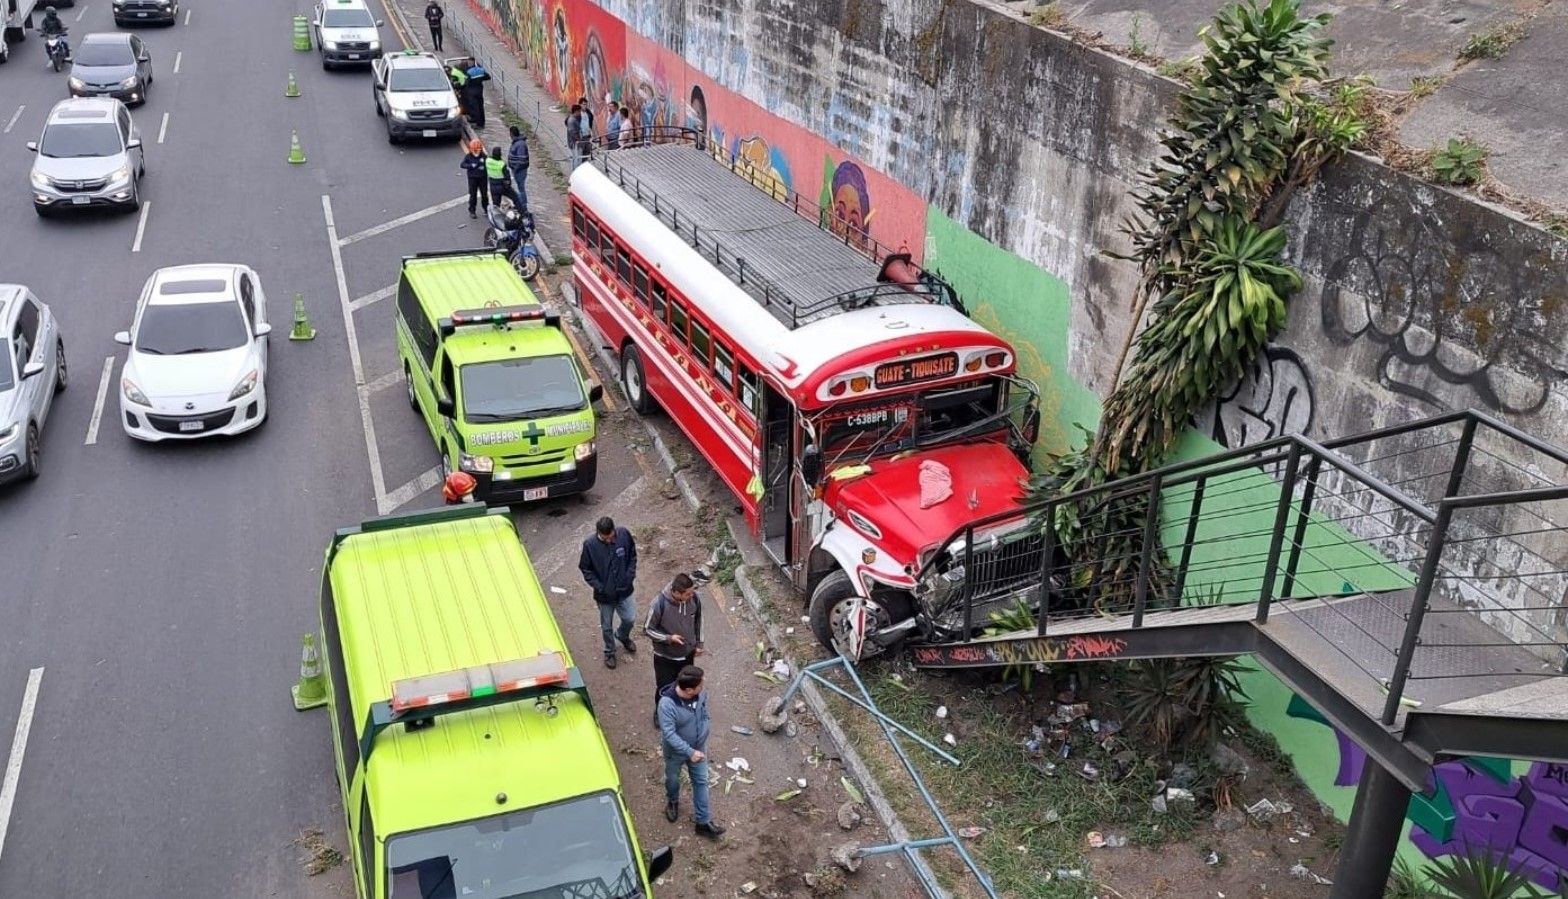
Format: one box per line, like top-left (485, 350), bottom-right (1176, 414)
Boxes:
top-left (67, 33), bottom-right (154, 106)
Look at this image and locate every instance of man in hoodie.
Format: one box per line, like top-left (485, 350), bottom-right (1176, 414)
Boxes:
top-left (643, 573), bottom-right (703, 726)
top-left (657, 665), bottom-right (725, 837)
top-left (578, 516), bottom-right (639, 667)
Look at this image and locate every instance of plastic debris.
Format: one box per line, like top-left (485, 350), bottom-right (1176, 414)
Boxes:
top-left (935, 705), bottom-right (949, 719)
top-left (731, 725), bottom-right (754, 736)
top-left (1205, 850), bottom-right (1222, 866)
top-left (1054, 869), bottom-right (1086, 881)
top-left (753, 670), bottom-right (781, 684)
top-left (1290, 863), bottom-right (1332, 885)
top-left (796, 778), bottom-right (808, 788)
top-left (943, 733), bottom-right (957, 747)
top-left (841, 776), bottom-right (865, 805)
top-left (1077, 762), bottom-right (1100, 781)
top-left (775, 789), bottom-right (802, 802)
top-left (726, 757), bottom-right (751, 772)
top-left (957, 826), bottom-right (986, 839)
top-left (770, 659), bottom-right (791, 680)
top-left (1043, 809), bottom-right (1062, 824)
top-left (548, 586), bottom-right (567, 594)
top-left (785, 627), bottom-right (794, 635)
top-left (1246, 798), bottom-right (1292, 822)
top-left (738, 882), bottom-right (758, 894)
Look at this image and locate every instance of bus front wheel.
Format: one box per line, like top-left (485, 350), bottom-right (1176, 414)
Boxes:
top-left (620, 345), bottom-right (657, 415)
top-left (809, 571), bottom-right (905, 661)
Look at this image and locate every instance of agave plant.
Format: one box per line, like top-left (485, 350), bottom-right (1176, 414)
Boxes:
top-left (1120, 655), bottom-right (1251, 753)
top-left (1424, 850), bottom-right (1553, 899)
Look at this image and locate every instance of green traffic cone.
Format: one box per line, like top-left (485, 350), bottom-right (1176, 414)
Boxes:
top-left (291, 633), bottom-right (328, 711)
top-left (287, 129), bottom-right (307, 165)
top-left (289, 292), bottom-right (317, 341)
top-left (285, 71), bottom-right (301, 98)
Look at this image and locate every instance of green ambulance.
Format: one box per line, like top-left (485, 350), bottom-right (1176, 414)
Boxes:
top-left (396, 249), bottom-right (601, 504)
top-left (318, 504), bottom-right (675, 898)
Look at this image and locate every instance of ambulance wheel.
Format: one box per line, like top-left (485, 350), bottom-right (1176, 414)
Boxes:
top-left (620, 344), bottom-right (656, 415)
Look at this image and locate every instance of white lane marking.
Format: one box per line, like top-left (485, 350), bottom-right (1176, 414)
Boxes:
top-left (324, 195), bottom-right (393, 513)
top-left (381, 465), bottom-right (444, 514)
top-left (85, 356), bottom-right (115, 445)
top-left (337, 195), bottom-right (467, 246)
top-left (183, 6), bottom-right (190, 24)
top-left (157, 112), bottom-right (169, 144)
top-left (363, 370), bottom-right (402, 394)
top-left (172, 51), bottom-right (182, 74)
top-left (2, 106), bottom-right (23, 134)
top-left (74, 4), bottom-right (87, 21)
top-left (130, 201), bottom-right (151, 252)
top-left (0, 668), bottom-right (44, 863)
top-left (347, 284), bottom-right (396, 313)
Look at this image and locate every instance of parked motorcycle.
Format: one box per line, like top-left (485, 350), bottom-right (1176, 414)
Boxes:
top-left (482, 203), bottom-right (541, 281)
top-left (44, 29), bottom-right (69, 73)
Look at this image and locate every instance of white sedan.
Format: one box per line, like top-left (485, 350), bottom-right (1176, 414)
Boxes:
top-left (115, 264), bottom-right (272, 441)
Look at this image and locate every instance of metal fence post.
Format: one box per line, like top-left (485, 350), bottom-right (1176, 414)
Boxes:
top-left (1036, 511), bottom-right (1056, 636)
top-left (1381, 502), bottom-right (1454, 725)
top-left (1444, 415), bottom-right (1479, 500)
top-left (1131, 474), bottom-right (1162, 629)
top-left (1280, 455), bottom-right (1323, 601)
top-left (1256, 442), bottom-right (1303, 624)
top-left (1171, 477), bottom-right (1206, 604)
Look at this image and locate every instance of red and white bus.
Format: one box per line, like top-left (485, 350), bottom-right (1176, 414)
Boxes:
top-left (568, 132), bottom-right (1044, 658)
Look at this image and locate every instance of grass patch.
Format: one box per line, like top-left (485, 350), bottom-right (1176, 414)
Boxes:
top-left (1029, 2), bottom-right (1065, 29)
top-left (1407, 75), bottom-right (1444, 98)
top-left (294, 828), bottom-right (344, 876)
top-left (1156, 57), bottom-right (1203, 83)
top-left (1458, 22), bottom-right (1526, 60)
top-left (1429, 136), bottom-right (1488, 185)
top-left (830, 667), bottom-right (1203, 898)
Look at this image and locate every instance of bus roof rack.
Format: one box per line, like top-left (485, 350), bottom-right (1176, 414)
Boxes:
top-left (585, 130), bottom-right (965, 330)
top-left (358, 651), bottom-right (592, 764)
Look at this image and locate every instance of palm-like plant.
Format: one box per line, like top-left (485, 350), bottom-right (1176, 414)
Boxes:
top-left (1120, 656), bottom-right (1250, 752)
top-left (1424, 850), bottom-right (1553, 899)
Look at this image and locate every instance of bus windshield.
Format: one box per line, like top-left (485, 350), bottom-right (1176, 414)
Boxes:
top-left (814, 379), bottom-right (1016, 467)
top-left (386, 791), bottom-right (642, 899)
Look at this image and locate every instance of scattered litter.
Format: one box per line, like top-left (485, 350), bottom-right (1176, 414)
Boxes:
top-left (1077, 762), bottom-right (1100, 781)
top-left (548, 586), bottom-right (567, 595)
top-left (796, 778), bottom-right (808, 788)
top-left (731, 725), bottom-right (754, 737)
top-left (753, 670), bottom-right (781, 685)
top-left (770, 659), bottom-right (791, 680)
top-left (785, 627), bottom-right (794, 635)
top-left (1054, 868), bottom-right (1086, 881)
top-left (732, 775), bottom-right (754, 785)
top-left (1205, 850), bottom-right (1222, 866)
top-left (935, 705), bottom-right (949, 720)
top-left (1290, 863), bottom-right (1332, 885)
top-left (775, 789), bottom-right (802, 802)
top-left (1043, 809), bottom-right (1061, 824)
top-left (801, 616), bottom-right (810, 624)
top-left (886, 673), bottom-right (912, 691)
top-left (942, 732), bottom-right (958, 747)
top-left (957, 826), bottom-right (986, 839)
top-left (1152, 794), bottom-right (1167, 815)
top-left (841, 776), bottom-right (865, 805)
top-left (1086, 831), bottom-right (1128, 849)
top-left (726, 757), bottom-right (751, 772)
top-left (785, 720), bottom-right (799, 738)
top-left (755, 642), bottom-right (766, 662)
top-left (738, 882), bottom-right (758, 894)
top-left (1246, 798), bottom-right (1292, 822)
top-left (1169, 787), bottom-right (1195, 802)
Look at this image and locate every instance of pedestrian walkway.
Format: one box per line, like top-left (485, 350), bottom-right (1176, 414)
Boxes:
top-left (385, 0), bottom-right (578, 262)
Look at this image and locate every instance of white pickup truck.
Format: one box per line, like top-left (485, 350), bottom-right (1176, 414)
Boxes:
top-left (4, 0), bottom-right (39, 52)
top-left (371, 50), bottom-right (463, 144)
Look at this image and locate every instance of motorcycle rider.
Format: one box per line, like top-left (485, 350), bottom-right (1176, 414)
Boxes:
top-left (40, 6), bottom-right (70, 64)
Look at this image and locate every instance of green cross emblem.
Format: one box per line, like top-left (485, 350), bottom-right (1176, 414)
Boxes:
top-left (522, 421), bottom-right (545, 454)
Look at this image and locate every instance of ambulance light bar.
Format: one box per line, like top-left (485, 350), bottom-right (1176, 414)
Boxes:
top-left (439, 305), bottom-right (559, 335)
top-left (390, 652), bottom-right (569, 713)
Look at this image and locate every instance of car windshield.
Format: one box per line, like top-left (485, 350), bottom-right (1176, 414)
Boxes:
top-left (389, 66), bottom-right (450, 92)
top-left (74, 42), bottom-right (133, 66)
top-left (134, 302), bottom-right (249, 356)
top-left (0, 339), bottom-right (12, 393)
top-left (39, 122), bottom-right (121, 158)
top-left (385, 792), bottom-right (642, 899)
top-left (322, 8), bottom-right (374, 27)
top-left (461, 355), bottom-right (585, 423)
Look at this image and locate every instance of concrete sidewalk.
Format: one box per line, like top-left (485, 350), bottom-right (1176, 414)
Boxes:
top-left (384, 0), bottom-right (579, 260)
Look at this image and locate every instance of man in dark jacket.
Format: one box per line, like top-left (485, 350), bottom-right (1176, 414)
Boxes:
top-left (658, 665), bottom-right (724, 837)
top-left (461, 139), bottom-right (488, 219)
top-left (565, 104), bottom-right (585, 169)
top-left (644, 573), bottom-right (702, 725)
top-left (578, 516), bottom-right (639, 667)
top-left (461, 64), bottom-right (489, 129)
top-left (423, 0), bottom-right (444, 51)
top-left (506, 125), bottom-right (530, 213)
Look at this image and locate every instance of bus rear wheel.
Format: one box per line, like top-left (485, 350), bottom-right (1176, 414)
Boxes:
top-left (620, 345), bottom-right (657, 415)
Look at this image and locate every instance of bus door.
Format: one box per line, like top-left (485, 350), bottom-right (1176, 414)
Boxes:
top-left (759, 382), bottom-right (792, 566)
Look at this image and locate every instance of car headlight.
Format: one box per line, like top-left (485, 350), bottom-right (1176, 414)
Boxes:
top-left (119, 76), bottom-right (139, 89)
top-left (107, 163), bottom-right (132, 185)
top-left (574, 440), bottom-right (596, 461)
top-left (122, 378), bottom-right (150, 407)
top-left (227, 369), bottom-right (258, 401)
top-left (0, 424), bottom-right (17, 444)
top-left (322, 40), bottom-right (339, 50)
top-left (459, 452), bottom-right (494, 473)
top-left (369, 40), bottom-right (381, 51)
top-left (68, 77), bottom-right (86, 90)
top-left (389, 107), bottom-right (411, 120)
top-left (30, 170), bottom-right (52, 189)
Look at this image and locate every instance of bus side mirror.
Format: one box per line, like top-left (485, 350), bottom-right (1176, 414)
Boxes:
top-left (436, 395), bottom-right (455, 417)
top-left (800, 444), bottom-right (822, 486)
top-left (588, 383), bottom-right (604, 404)
top-left (646, 845), bottom-right (674, 880)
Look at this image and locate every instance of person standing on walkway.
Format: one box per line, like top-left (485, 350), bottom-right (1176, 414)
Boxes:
top-left (461, 139), bottom-right (489, 219)
top-left (461, 62), bottom-right (489, 129)
top-left (565, 104), bottom-right (586, 169)
top-left (578, 96), bottom-right (595, 138)
top-left (424, 0), bottom-right (444, 51)
top-left (644, 573), bottom-right (703, 725)
top-left (506, 125), bottom-right (530, 213)
top-left (618, 106), bottom-right (635, 148)
top-left (485, 146), bottom-right (520, 209)
top-left (578, 516), bottom-right (639, 668)
top-left (658, 665), bottom-right (725, 837)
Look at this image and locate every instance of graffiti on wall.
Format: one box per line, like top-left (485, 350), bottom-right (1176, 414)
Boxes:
top-left (910, 635), bottom-right (1129, 668)
top-left (1288, 694), bottom-right (1567, 890)
top-left (1317, 193), bottom-right (1568, 417)
top-left (1194, 345), bottom-right (1315, 449)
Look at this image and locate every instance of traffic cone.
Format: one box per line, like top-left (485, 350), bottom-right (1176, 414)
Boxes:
top-left (289, 292), bottom-right (316, 341)
top-left (285, 71), bottom-right (301, 98)
top-left (291, 633), bottom-right (328, 711)
top-left (287, 129), bottom-right (307, 165)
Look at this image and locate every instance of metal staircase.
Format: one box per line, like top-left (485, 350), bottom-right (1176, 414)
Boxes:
top-left (908, 410), bottom-right (1568, 894)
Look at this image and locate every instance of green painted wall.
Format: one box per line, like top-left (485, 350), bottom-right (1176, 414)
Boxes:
top-left (923, 206), bottom-right (1100, 460)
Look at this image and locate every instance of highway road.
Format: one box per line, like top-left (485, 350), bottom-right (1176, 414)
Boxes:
top-left (0, 1), bottom-right (642, 893)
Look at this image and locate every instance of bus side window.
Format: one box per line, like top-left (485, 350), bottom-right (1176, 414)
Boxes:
top-left (585, 219), bottom-right (601, 257)
top-left (651, 282), bottom-right (668, 323)
top-left (616, 248), bottom-right (633, 285)
top-left (690, 319), bottom-right (712, 368)
top-left (670, 302), bottom-right (690, 346)
top-left (713, 342), bottom-right (735, 392)
top-left (600, 227), bottom-right (615, 261)
top-left (571, 206), bottom-right (585, 243)
top-left (738, 366), bottom-right (760, 419)
top-left (632, 266), bottom-right (650, 307)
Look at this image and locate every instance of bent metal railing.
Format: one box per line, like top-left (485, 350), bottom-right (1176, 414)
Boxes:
top-left (918, 409), bottom-right (1568, 725)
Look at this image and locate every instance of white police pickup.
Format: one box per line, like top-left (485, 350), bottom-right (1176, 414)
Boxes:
top-left (312, 0), bottom-right (381, 68)
top-left (372, 50), bottom-right (464, 144)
